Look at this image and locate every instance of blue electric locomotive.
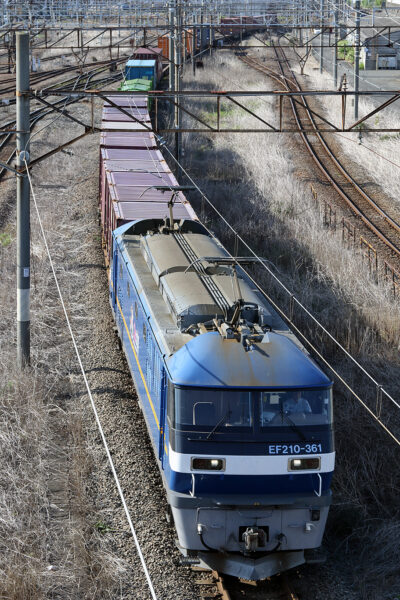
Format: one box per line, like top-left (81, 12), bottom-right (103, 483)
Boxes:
top-left (109, 217), bottom-right (334, 580)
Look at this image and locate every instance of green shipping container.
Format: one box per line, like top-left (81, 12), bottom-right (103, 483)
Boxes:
top-left (118, 78), bottom-right (153, 109)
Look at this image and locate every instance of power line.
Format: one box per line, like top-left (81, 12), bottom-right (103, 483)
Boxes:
top-left (145, 77), bottom-right (400, 446)
top-left (24, 158), bottom-right (159, 600)
top-left (22, 27), bottom-right (400, 447)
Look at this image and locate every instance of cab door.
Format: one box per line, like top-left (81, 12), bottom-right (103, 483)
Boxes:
top-left (158, 369), bottom-right (167, 469)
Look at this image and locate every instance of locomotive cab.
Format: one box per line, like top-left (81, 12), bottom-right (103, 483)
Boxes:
top-left (165, 332), bottom-right (334, 579)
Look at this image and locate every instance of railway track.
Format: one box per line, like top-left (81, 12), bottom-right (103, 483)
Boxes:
top-left (193, 569), bottom-right (300, 600)
top-left (0, 55), bottom-right (127, 97)
top-left (0, 59), bottom-right (124, 182)
top-left (239, 45), bottom-right (400, 272)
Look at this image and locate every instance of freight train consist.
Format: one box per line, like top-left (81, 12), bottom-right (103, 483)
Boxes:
top-left (99, 49), bottom-right (335, 580)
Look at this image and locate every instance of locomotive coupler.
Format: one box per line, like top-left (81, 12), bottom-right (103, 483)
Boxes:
top-left (241, 527), bottom-right (267, 553)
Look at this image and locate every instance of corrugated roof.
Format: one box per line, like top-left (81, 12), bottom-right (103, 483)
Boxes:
top-left (101, 148), bottom-right (167, 163)
top-left (104, 95), bottom-right (148, 107)
top-left (103, 107), bottom-right (149, 116)
top-left (102, 159), bottom-right (171, 174)
top-left (134, 47), bottom-right (163, 55)
top-left (100, 132), bottom-right (157, 149)
top-left (102, 111), bottom-right (151, 123)
top-left (107, 170), bottom-right (177, 187)
top-left (126, 59), bottom-right (156, 67)
top-left (114, 201), bottom-right (195, 220)
top-left (109, 185), bottom-right (186, 203)
top-left (101, 120), bottom-right (151, 132)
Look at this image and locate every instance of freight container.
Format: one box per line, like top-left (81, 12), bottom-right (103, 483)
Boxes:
top-left (119, 78), bottom-right (153, 92)
top-left (117, 78), bottom-right (153, 108)
top-left (101, 120), bottom-right (151, 132)
top-left (102, 107), bottom-right (151, 123)
top-left (104, 95), bottom-right (148, 108)
top-left (101, 181), bottom-right (195, 259)
top-left (125, 60), bottom-right (157, 85)
top-left (100, 132), bottom-right (157, 150)
top-left (158, 35), bottom-right (169, 60)
top-left (157, 31), bottom-right (193, 60)
top-left (100, 148), bottom-right (168, 164)
top-left (131, 47), bottom-right (163, 81)
top-left (99, 147), bottom-right (172, 217)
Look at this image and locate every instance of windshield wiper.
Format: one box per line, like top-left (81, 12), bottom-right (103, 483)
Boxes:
top-left (279, 403), bottom-right (307, 441)
top-left (206, 410), bottom-right (231, 440)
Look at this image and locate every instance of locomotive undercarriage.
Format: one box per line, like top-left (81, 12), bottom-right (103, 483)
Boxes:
top-left (170, 491), bottom-right (331, 580)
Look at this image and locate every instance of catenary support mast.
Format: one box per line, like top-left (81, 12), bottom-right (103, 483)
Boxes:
top-left (16, 31), bottom-right (31, 367)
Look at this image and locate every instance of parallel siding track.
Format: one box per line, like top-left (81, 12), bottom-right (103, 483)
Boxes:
top-left (0, 60), bottom-right (125, 182)
top-left (239, 44), bottom-right (400, 270)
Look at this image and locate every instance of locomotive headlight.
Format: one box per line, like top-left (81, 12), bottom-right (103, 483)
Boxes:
top-left (288, 457), bottom-right (321, 471)
top-left (191, 457), bottom-right (225, 471)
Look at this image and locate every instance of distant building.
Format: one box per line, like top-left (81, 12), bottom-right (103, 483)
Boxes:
top-left (362, 30), bottom-right (400, 69)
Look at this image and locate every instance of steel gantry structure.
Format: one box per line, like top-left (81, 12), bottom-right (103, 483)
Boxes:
top-left (3, 0), bottom-right (400, 366)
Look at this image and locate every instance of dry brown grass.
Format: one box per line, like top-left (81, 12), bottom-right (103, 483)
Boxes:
top-left (181, 50), bottom-right (400, 356)
top-left (0, 99), bottom-right (128, 598)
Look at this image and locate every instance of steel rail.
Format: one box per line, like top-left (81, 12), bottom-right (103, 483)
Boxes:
top-left (212, 571), bottom-right (232, 600)
top-left (205, 569), bottom-right (300, 600)
top-left (0, 66), bottom-right (122, 181)
top-left (240, 48), bottom-right (400, 261)
top-left (282, 574), bottom-right (300, 600)
top-left (274, 45), bottom-right (400, 237)
top-left (0, 55), bottom-right (127, 98)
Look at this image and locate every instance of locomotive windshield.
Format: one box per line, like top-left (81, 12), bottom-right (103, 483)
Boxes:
top-left (169, 386), bottom-right (333, 431)
top-left (173, 388), bottom-right (253, 430)
top-left (259, 389), bottom-right (333, 427)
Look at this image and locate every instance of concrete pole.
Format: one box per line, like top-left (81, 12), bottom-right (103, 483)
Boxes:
top-left (305, 0), bottom-right (309, 50)
top-left (174, 0), bottom-right (181, 177)
top-left (169, 4), bottom-right (175, 93)
top-left (320, 0), bottom-right (324, 73)
top-left (210, 14), bottom-right (213, 55)
top-left (16, 32), bottom-right (30, 368)
top-left (299, 0), bottom-right (303, 45)
top-left (354, 0), bottom-right (360, 119)
top-left (192, 22), bottom-right (196, 76)
top-left (334, 3), bottom-right (338, 87)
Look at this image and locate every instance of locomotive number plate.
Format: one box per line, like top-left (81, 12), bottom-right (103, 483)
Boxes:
top-left (267, 443), bottom-right (322, 455)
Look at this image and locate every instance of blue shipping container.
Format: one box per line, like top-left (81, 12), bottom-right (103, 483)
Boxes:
top-left (125, 59), bottom-right (156, 85)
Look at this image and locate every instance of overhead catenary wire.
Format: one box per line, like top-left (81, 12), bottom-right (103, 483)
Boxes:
top-left (23, 158), bottom-right (159, 600)
top-left (130, 60), bottom-right (399, 440)
top-left (288, 0), bottom-right (400, 96)
top-left (242, 32), bottom-right (400, 172)
top-left (160, 139), bottom-right (400, 446)
top-left (21, 28), bottom-right (400, 526)
top-left (112, 37), bottom-right (400, 444)
top-left (206, 47), bottom-right (400, 172)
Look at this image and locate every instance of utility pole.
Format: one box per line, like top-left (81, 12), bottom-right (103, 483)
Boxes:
top-left (299, 0), bottom-right (303, 45)
top-left (16, 31), bottom-right (30, 368)
top-left (334, 2), bottom-right (338, 87)
top-left (174, 0), bottom-right (181, 177)
top-left (168, 2), bottom-right (175, 93)
top-left (192, 16), bottom-right (196, 76)
top-left (320, 0), bottom-right (324, 73)
top-left (354, 0), bottom-right (360, 119)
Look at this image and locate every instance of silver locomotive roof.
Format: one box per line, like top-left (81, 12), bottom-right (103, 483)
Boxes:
top-left (140, 227), bottom-right (283, 332)
top-left (116, 219), bottom-right (298, 358)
